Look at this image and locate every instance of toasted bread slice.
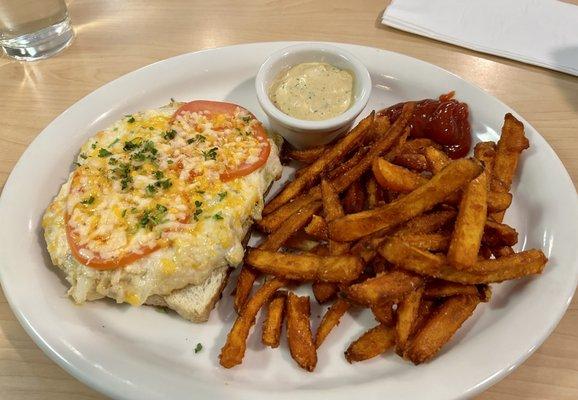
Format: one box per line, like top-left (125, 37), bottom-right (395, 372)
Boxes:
top-left (145, 267), bottom-right (230, 323)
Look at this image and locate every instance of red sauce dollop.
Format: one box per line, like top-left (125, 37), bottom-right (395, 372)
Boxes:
top-left (378, 92), bottom-right (471, 159)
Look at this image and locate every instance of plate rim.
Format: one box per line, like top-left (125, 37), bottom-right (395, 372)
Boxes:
top-left (0, 41), bottom-right (576, 400)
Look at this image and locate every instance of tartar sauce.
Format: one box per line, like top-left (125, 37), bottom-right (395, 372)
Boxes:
top-left (269, 62), bottom-right (354, 121)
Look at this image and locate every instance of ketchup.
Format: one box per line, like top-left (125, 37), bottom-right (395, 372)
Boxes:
top-left (379, 92), bottom-right (471, 159)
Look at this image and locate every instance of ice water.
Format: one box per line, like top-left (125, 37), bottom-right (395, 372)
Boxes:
top-left (0, 0), bottom-right (73, 60)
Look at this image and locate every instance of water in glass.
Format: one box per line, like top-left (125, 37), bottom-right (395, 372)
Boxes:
top-left (0, 0), bottom-right (74, 61)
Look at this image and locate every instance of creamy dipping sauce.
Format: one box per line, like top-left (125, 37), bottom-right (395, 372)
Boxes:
top-left (269, 62), bottom-right (354, 121)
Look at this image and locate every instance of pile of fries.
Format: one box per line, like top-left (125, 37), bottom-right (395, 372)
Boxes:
top-left (219, 101), bottom-right (548, 371)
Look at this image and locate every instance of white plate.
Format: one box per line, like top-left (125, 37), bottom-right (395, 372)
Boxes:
top-left (0, 42), bottom-right (576, 400)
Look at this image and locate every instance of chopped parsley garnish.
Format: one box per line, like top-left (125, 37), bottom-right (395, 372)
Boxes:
top-left (127, 116), bottom-right (135, 123)
top-left (187, 134), bottom-right (206, 145)
top-left (213, 212), bottom-right (224, 220)
top-left (80, 196), bottom-right (95, 205)
top-left (123, 137), bottom-right (142, 152)
top-left (196, 190), bottom-right (205, 194)
top-left (98, 148), bottom-right (113, 157)
top-left (167, 160), bottom-right (174, 164)
top-left (163, 129), bottom-right (177, 140)
top-left (145, 184), bottom-right (157, 196)
top-left (241, 115), bottom-right (252, 123)
top-left (218, 191), bottom-right (227, 201)
top-left (131, 141), bottom-right (158, 163)
top-left (193, 209), bottom-right (203, 221)
top-left (110, 162), bottom-right (133, 191)
top-left (91, 143), bottom-right (97, 149)
top-left (202, 147), bottom-right (218, 161)
top-left (108, 138), bottom-right (120, 147)
top-left (158, 179), bottom-right (172, 189)
top-left (121, 209), bottom-right (127, 217)
top-left (108, 157), bottom-right (118, 165)
top-left (154, 171), bottom-right (164, 179)
top-left (193, 200), bottom-right (203, 221)
top-left (121, 178), bottom-right (133, 191)
top-left (194, 343), bottom-right (202, 353)
top-left (79, 153), bottom-right (87, 159)
top-left (138, 204), bottom-right (168, 230)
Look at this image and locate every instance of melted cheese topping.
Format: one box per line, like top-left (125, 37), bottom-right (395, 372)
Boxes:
top-left (42, 102), bottom-right (283, 305)
top-left (66, 106), bottom-right (267, 264)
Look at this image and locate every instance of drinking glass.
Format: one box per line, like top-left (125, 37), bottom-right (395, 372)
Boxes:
top-left (0, 0), bottom-right (74, 61)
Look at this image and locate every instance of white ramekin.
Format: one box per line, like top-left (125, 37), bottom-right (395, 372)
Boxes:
top-left (255, 43), bottom-right (372, 149)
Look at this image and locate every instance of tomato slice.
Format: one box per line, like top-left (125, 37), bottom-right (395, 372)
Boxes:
top-left (172, 100), bottom-right (271, 182)
top-left (64, 213), bottom-right (159, 270)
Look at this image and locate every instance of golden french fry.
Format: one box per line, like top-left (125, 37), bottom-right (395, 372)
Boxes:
top-left (400, 138), bottom-right (440, 155)
top-left (260, 201), bottom-right (322, 250)
top-left (424, 146), bottom-right (450, 173)
top-left (483, 220), bottom-right (518, 247)
top-left (284, 231), bottom-right (320, 251)
top-left (393, 153), bottom-right (429, 172)
top-left (286, 293), bottom-right (317, 371)
top-left (372, 157), bottom-right (428, 193)
top-left (491, 245), bottom-right (515, 258)
top-left (490, 114), bottom-right (529, 222)
top-left (312, 244), bottom-right (330, 256)
top-left (394, 210), bottom-right (457, 236)
top-left (447, 171), bottom-right (488, 269)
top-left (345, 324), bottom-right (396, 363)
top-left (258, 193), bottom-right (318, 233)
top-left (325, 147), bottom-right (370, 181)
top-left (477, 284), bottom-right (493, 302)
top-left (304, 214), bottom-right (328, 240)
top-left (312, 281), bottom-right (338, 304)
top-left (364, 115), bottom-right (391, 144)
top-left (396, 233), bottom-right (450, 252)
top-left (382, 127), bottom-right (410, 162)
top-left (287, 146), bottom-right (326, 163)
top-left (474, 141), bottom-right (496, 186)
top-left (404, 295), bottom-right (480, 364)
top-left (487, 191), bottom-right (512, 213)
top-left (424, 280), bottom-right (480, 298)
top-left (371, 302), bottom-right (395, 326)
top-left (365, 176), bottom-right (384, 209)
top-left (345, 270), bottom-right (423, 306)
top-left (321, 179), bottom-right (351, 256)
top-left (315, 298), bottom-right (350, 348)
top-left (220, 278), bottom-right (286, 368)
top-left (321, 179), bottom-right (344, 221)
top-left (343, 180), bottom-right (366, 214)
top-left (379, 238), bottom-right (548, 284)
top-left (395, 286), bottom-right (424, 354)
top-left (329, 158), bottom-right (483, 242)
top-left (262, 291), bottom-right (287, 348)
top-left (233, 266), bottom-right (259, 313)
top-left (410, 299), bottom-right (436, 340)
top-left (264, 113), bottom-right (375, 214)
top-left (246, 249), bottom-right (364, 283)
